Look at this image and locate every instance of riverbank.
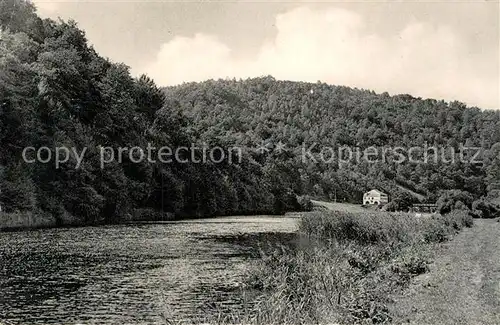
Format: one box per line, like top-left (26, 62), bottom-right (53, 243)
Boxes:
top-left (0, 212), bottom-right (57, 231)
top-left (0, 209), bottom-right (304, 232)
top-left (206, 209), bottom-right (474, 324)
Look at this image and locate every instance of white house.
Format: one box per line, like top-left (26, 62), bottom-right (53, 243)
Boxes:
top-left (363, 189), bottom-right (389, 206)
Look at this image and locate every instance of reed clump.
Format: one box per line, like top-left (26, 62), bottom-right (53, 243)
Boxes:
top-left (0, 211), bottom-right (56, 230)
top-left (205, 210), bottom-right (473, 325)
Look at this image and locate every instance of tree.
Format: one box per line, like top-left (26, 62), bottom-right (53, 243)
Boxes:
top-left (384, 192), bottom-right (415, 212)
top-left (437, 190), bottom-right (474, 215)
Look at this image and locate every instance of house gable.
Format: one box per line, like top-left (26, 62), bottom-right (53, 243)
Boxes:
top-left (363, 189), bottom-right (389, 205)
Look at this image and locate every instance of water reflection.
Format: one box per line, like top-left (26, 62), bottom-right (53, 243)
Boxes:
top-left (0, 216), bottom-right (298, 324)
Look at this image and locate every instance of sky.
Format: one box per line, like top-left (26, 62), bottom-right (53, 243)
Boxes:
top-left (32, 0), bottom-right (499, 110)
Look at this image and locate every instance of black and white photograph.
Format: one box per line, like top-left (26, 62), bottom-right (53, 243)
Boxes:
top-left (0, 0), bottom-right (499, 324)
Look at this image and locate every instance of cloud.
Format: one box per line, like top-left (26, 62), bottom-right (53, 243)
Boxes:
top-left (31, 0), bottom-right (60, 14)
top-left (141, 6), bottom-right (498, 109)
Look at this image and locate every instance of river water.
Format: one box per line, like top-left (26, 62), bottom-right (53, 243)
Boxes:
top-left (0, 216), bottom-right (299, 325)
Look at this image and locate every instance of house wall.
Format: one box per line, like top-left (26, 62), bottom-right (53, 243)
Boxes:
top-left (363, 191), bottom-right (389, 205)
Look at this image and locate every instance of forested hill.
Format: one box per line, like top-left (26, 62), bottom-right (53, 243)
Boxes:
top-left (0, 0), bottom-right (499, 228)
top-left (0, 0), bottom-right (302, 226)
top-left (164, 77), bottom-right (500, 203)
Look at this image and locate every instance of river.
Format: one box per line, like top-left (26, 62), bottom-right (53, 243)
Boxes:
top-left (0, 215), bottom-right (299, 325)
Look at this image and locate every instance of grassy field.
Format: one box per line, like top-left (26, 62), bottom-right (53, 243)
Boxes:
top-left (391, 219), bottom-right (500, 325)
top-left (205, 209), bottom-right (474, 324)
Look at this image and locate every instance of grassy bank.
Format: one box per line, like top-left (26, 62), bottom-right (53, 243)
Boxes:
top-left (204, 210), bottom-right (473, 325)
top-left (0, 207), bottom-right (300, 231)
top-left (0, 212), bottom-right (57, 231)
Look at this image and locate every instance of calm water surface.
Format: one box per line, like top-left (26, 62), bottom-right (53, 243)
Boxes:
top-left (0, 215), bottom-right (299, 325)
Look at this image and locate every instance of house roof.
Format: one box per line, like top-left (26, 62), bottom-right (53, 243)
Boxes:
top-left (364, 189), bottom-right (387, 196)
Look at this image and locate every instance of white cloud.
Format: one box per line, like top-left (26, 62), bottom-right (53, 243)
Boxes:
top-left (142, 6), bottom-right (498, 109)
top-left (31, 0), bottom-right (60, 14)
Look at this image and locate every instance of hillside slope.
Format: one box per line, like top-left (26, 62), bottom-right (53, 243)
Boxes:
top-left (1, 1), bottom-right (499, 226)
top-left (0, 1), bottom-right (301, 226)
top-left (165, 77), bottom-right (500, 202)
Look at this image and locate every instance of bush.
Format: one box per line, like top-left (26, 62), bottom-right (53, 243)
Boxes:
top-left (436, 190), bottom-right (474, 214)
top-left (385, 192), bottom-right (416, 212)
top-left (296, 195), bottom-right (313, 212)
top-left (422, 217), bottom-right (450, 243)
top-left (470, 209), bottom-right (483, 219)
top-left (391, 244), bottom-right (430, 277)
top-left (445, 210), bottom-right (474, 229)
top-left (472, 198), bottom-right (500, 219)
top-left (382, 201), bottom-right (398, 212)
top-left (300, 211), bottom-right (417, 245)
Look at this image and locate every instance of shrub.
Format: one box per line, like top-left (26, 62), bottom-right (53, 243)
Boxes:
top-left (472, 198), bottom-right (500, 219)
top-left (383, 201), bottom-right (398, 212)
top-left (386, 192), bottom-right (416, 212)
top-left (391, 244), bottom-right (430, 278)
top-left (236, 244), bottom-right (348, 325)
top-left (470, 209), bottom-right (483, 219)
top-left (463, 212), bottom-right (474, 227)
top-left (300, 211), bottom-right (416, 245)
top-left (296, 195), bottom-right (313, 211)
top-left (445, 210), bottom-right (474, 229)
top-left (422, 217), bottom-right (450, 243)
top-left (436, 190), bottom-right (474, 214)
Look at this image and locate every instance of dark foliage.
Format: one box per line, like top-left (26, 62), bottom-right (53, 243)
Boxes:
top-left (1, 1), bottom-right (499, 226)
top-left (0, 1), bottom-right (298, 225)
top-left (166, 77), bottom-right (499, 206)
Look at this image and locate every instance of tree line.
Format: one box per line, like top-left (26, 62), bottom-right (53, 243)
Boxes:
top-left (165, 77), bottom-right (499, 209)
top-left (0, 0), bottom-right (498, 226)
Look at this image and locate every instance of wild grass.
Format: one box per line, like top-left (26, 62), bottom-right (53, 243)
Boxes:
top-left (198, 209), bottom-right (473, 325)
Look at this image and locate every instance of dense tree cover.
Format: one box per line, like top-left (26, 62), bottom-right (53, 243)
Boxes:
top-left (0, 0), bottom-right (299, 226)
top-left (436, 190), bottom-right (475, 215)
top-left (384, 192), bottom-right (415, 212)
top-left (165, 77), bottom-right (500, 205)
top-left (1, 1), bottom-right (498, 226)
